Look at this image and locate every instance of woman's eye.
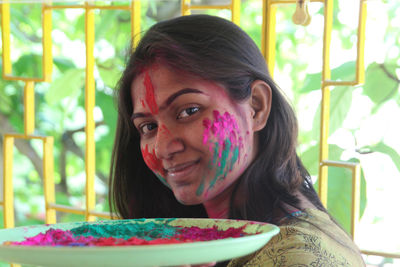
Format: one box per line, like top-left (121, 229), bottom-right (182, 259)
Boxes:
top-left (177, 106), bottom-right (200, 119)
top-left (139, 123), bottom-right (157, 134)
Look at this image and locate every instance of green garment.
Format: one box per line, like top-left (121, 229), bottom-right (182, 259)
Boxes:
top-left (228, 208), bottom-right (365, 267)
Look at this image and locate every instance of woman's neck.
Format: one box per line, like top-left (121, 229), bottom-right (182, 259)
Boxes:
top-left (203, 185), bottom-right (235, 219)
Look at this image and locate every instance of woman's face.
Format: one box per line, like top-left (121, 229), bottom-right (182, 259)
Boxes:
top-left (131, 64), bottom-right (258, 205)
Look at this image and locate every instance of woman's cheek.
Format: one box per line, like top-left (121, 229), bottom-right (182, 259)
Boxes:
top-left (141, 144), bottom-right (169, 187)
top-left (198, 110), bottom-right (244, 196)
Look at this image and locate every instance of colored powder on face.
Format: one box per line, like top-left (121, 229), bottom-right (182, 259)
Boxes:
top-left (143, 71), bottom-right (158, 115)
top-left (160, 125), bottom-right (171, 135)
top-left (156, 173), bottom-right (171, 188)
top-left (196, 173), bottom-right (208, 196)
top-left (201, 111), bottom-right (244, 193)
top-left (141, 144), bottom-right (167, 178)
top-left (7, 222), bottom-right (249, 247)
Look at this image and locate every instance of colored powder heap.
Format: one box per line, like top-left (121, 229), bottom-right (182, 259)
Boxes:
top-left (70, 221), bottom-right (178, 241)
top-left (8, 222), bottom-right (248, 247)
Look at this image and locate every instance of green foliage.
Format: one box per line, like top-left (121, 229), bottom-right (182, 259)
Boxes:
top-left (45, 68), bottom-right (85, 105)
top-left (363, 62), bottom-right (399, 105)
top-left (363, 142), bottom-right (400, 173)
top-left (300, 61), bottom-right (357, 93)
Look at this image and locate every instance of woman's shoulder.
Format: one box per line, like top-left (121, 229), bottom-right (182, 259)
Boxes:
top-left (227, 209), bottom-right (365, 267)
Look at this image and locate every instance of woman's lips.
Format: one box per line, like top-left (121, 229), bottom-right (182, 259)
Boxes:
top-left (165, 160), bottom-right (200, 181)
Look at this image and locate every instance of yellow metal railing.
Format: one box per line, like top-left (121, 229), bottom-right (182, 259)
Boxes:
top-left (0, 1), bottom-right (141, 228)
top-left (0, 0), bottom-right (398, 261)
top-left (181, 0), bottom-right (240, 25)
top-left (262, 0), bottom-right (398, 259)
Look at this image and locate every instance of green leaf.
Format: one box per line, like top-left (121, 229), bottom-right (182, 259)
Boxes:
top-left (53, 57), bottom-right (76, 72)
top-left (300, 61), bottom-right (356, 93)
top-left (300, 144), bottom-right (344, 176)
top-left (45, 69), bottom-right (85, 105)
top-left (315, 158), bottom-right (367, 234)
top-left (98, 61), bottom-right (122, 89)
top-left (363, 62), bottom-right (399, 104)
top-left (329, 86), bottom-right (353, 133)
top-left (310, 86), bottom-right (353, 139)
top-left (96, 90), bottom-right (117, 135)
top-left (369, 142), bottom-right (400, 173)
top-left (95, 10), bottom-right (119, 40)
top-left (13, 54), bottom-right (43, 78)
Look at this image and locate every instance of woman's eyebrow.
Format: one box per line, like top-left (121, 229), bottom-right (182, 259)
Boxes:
top-left (131, 88), bottom-right (206, 121)
top-left (160, 88), bottom-right (205, 111)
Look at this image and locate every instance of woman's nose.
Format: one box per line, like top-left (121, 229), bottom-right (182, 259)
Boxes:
top-left (154, 125), bottom-right (184, 159)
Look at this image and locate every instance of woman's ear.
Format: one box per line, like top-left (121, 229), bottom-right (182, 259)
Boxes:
top-left (250, 80), bottom-right (272, 132)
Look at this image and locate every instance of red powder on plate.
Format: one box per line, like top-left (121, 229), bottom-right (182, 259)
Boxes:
top-left (8, 224), bottom-right (249, 247)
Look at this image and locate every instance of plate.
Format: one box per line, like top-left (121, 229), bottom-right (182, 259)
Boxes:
top-left (0, 218), bottom-right (280, 267)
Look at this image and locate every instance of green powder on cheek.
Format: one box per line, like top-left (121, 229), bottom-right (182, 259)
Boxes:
top-left (229, 146), bottom-right (239, 171)
top-left (70, 221), bottom-right (179, 241)
top-left (156, 173), bottom-right (171, 188)
top-left (209, 139), bottom-right (231, 189)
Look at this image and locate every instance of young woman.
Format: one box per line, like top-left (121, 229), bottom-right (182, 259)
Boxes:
top-left (109, 14), bottom-right (365, 266)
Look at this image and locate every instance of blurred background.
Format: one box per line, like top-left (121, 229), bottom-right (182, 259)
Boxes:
top-left (0, 0), bottom-right (399, 266)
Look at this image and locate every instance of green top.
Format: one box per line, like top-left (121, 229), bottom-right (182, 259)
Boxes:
top-left (228, 208), bottom-right (365, 267)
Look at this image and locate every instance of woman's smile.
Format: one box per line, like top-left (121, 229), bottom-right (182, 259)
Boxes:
top-left (164, 159), bottom-right (200, 179)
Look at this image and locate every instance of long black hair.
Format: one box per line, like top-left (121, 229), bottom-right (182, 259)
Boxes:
top-left (109, 14), bottom-right (325, 222)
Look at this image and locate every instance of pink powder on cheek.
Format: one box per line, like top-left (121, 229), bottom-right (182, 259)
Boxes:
top-left (205, 111), bottom-right (241, 158)
top-left (143, 71), bottom-right (158, 115)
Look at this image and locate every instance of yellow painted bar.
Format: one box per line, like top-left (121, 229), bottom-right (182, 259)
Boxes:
top-left (318, 0), bottom-right (334, 207)
top-left (48, 203), bottom-right (86, 215)
top-left (1, 1), bottom-right (12, 77)
top-left (187, 5), bottom-right (231, 10)
top-left (181, 0), bottom-right (238, 23)
top-left (181, 0), bottom-right (191, 16)
top-left (351, 164), bottom-right (361, 240)
top-left (321, 160), bottom-right (358, 168)
top-left (23, 81), bottom-right (35, 136)
top-left (3, 135), bottom-right (15, 228)
top-left (43, 137), bottom-right (56, 224)
top-left (130, 0), bottom-right (141, 48)
top-left (85, 2), bottom-right (96, 222)
top-left (231, 0), bottom-right (240, 26)
top-left (356, 0), bottom-right (367, 84)
top-left (46, 5), bottom-right (130, 10)
top-left (323, 80), bottom-right (359, 87)
top-left (3, 133), bottom-right (48, 140)
top-left (262, 0), bottom-right (277, 77)
top-left (89, 210), bottom-right (114, 219)
top-left (270, 0), bottom-right (323, 3)
top-left (361, 250), bottom-right (400, 259)
top-left (42, 2), bottom-right (53, 82)
top-left (46, 203), bottom-right (114, 219)
top-left (1, 76), bottom-right (46, 82)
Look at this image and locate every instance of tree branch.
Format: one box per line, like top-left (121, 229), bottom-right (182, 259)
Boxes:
top-left (379, 63), bottom-right (400, 84)
top-left (0, 113), bottom-right (43, 179)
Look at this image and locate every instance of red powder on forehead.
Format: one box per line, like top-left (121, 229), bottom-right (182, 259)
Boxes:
top-left (143, 71), bottom-right (158, 115)
top-left (141, 144), bottom-right (166, 177)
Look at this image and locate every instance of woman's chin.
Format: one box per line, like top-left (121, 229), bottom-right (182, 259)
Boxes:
top-left (172, 188), bottom-right (203, 206)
